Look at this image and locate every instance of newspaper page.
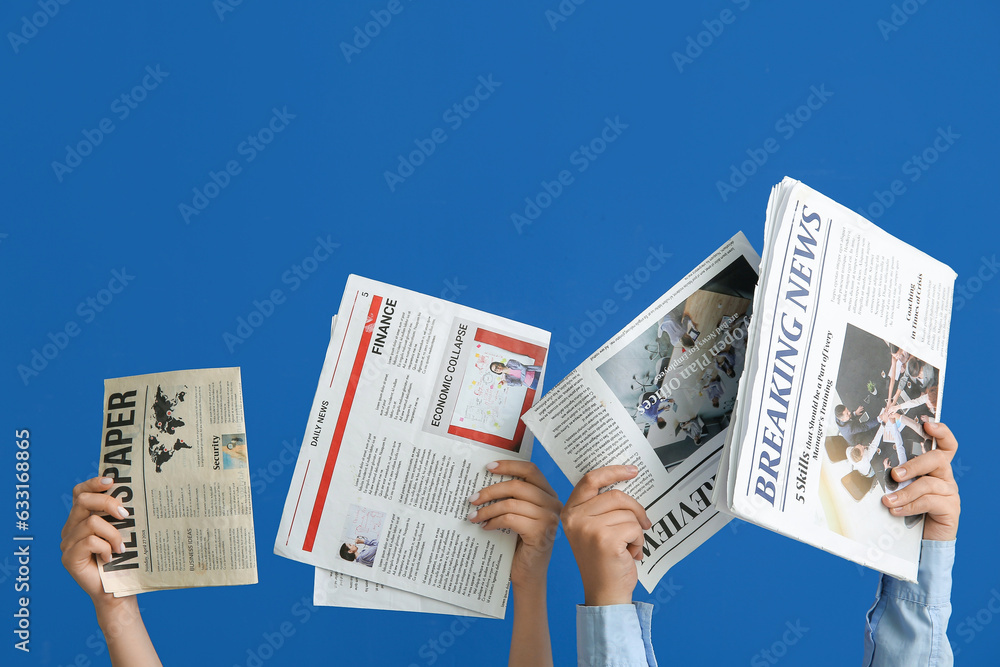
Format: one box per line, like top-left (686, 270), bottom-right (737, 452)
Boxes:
top-left (521, 234), bottom-right (760, 591)
top-left (97, 368), bottom-right (257, 596)
top-left (275, 275), bottom-right (550, 617)
top-left (313, 568), bottom-right (497, 617)
top-left (310, 317), bottom-right (490, 617)
top-left (720, 177), bottom-right (955, 582)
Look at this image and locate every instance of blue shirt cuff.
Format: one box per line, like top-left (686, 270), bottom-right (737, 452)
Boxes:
top-left (577, 602), bottom-right (657, 667)
top-left (883, 539), bottom-right (955, 606)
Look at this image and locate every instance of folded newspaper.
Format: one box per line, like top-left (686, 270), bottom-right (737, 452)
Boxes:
top-left (98, 367), bottom-right (258, 596)
top-left (715, 177), bottom-right (955, 582)
top-left (275, 275), bottom-right (550, 618)
top-left (522, 233), bottom-right (760, 591)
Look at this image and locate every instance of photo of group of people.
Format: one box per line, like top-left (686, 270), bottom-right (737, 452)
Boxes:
top-left (819, 324), bottom-right (940, 541)
top-left (595, 256), bottom-right (756, 471)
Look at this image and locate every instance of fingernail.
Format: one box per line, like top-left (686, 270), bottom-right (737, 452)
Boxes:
top-left (117, 506), bottom-right (129, 519)
top-left (102, 552), bottom-right (112, 563)
top-left (467, 510), bottom-right (478, 521)
top-left (100, 477), bottom-right (113, 485)
top-left (626, 465), bottom-right (639, 474)
top-left (886, 494), bottom-right (897, 503)
top-left (896, 468), bottom-right (906, 479)
top-left (485, 462), bottom-right (498, 471)
top-left (468, 492), bottom-right (480, 504)
top-left (892, 506), bottom-right (903, 513)
top-left (118, 542), bottom-right (126, 554)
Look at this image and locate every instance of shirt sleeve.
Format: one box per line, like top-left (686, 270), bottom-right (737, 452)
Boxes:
top-left (576, 602), bottom-right (657, 667)
top-left (863, 539), bottom-right (955, 667)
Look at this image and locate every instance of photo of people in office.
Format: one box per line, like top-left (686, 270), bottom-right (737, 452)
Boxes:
top-left (595, 256), bottom-right (756, 472)
top-left (819, 324), bottom-right (940, 543)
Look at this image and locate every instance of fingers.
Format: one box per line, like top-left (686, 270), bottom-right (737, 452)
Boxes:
top-left (72, 476), bottom-right (114, 500)
top-left (882, 475), bottom-right (956, 513)
top-left (469, 497), bottom-right (549, 524)
top-left (883, 492), bottom-right (957, 518)
top-left (606, 522), bottom-right (646, 561)
top-left (62, 533), bottom-right (115, 568)
top-left (62, 489), bottom-right (130, 540)
top-left (62, 478), bottom-right (127, 539)
top-left (566, 465), bottom-right (640, 508)
top-left (892, 448), bottom-right (953, 483)
top-left (471, 479), bottom-right (556, 510)
top-left (61, 514), bottom-right (126, 556)
top-left (479, 512), bottom-right (539, 537)
top-left (581, 489), bottom-right (652, 530)
top-left (924, 421), bottom-right (957, 454)
top-left (482, 460), bottom-right (558, 499)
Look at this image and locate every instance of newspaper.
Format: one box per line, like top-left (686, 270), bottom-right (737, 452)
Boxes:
top-left (522, 234), bottom-right (760, 591)
top-left (97, 368), bottom-right (258, 596)
top-left (275, 275), bottom-right (550, 618)
top-left (716, 177), bottom-right (955, 582)
top-left (313, 567), bottom-right (495, 617)
top-left (310, 317), bottom-right (490, 617)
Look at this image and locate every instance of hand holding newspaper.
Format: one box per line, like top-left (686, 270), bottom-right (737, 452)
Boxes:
top-left (716, 177), bottom-right (955, 582)
top-left (275, 275), bottom-right (550, 618)
top-left (522, 234), bottom-right (760, 591)
top-left (97, 367), bottom-right (257, 596)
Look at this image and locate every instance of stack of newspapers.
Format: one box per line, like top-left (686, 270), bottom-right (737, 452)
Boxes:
top-left (98, 367), bottom-right (258, 596)
top-left (274, 276), bottom-right (551, 618)
top-left (714, 178), bottom-right (955, 581)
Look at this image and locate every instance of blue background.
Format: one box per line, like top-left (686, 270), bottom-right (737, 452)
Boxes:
top-left (3, 1), bottom-right (998, 665)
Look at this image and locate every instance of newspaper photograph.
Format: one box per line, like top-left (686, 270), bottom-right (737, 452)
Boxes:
top-left (521, 233), bottom-right (760, 591)
top-left (719, 177), bottom-right (955, 582)
top-left (97, 367), bottom-right (258, 596)
top-left (275, 276), bottom-right (550, 618)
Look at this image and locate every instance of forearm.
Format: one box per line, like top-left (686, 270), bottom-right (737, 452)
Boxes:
top-left (863, 540), bottom-right (955, 667)
top-left (94, 596), bottom-right (162, 667)
top-left (509, 581), bottom-right (552, 667)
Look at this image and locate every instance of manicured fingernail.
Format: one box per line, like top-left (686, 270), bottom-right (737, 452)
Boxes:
top-left (118, 542), bottom-right (126, 554)
top-left (467, 510), bottom-right (478, 521)
top-left (886, 494), bottom-right (897, 503)
top-left (485, 462), bottom-right (498, 471)
top-left (468, 492), bottom-right (480, 503)
top-left (100, 477), bottom-right (113, 485)
top-left (626, 465), bottom-right (639, 474)
top-left (117, 506), bottom-right (129, 519)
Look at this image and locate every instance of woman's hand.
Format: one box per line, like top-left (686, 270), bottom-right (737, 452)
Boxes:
top-left (468, 460), bottom-right (562, 591)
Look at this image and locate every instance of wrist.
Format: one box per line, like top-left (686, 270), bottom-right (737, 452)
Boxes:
top-left (583, 583), bottom-right (633, 607)
top-left (511, 572), bottom-right (547, 597)
top-left (93, 594), bottom-right (141, 631)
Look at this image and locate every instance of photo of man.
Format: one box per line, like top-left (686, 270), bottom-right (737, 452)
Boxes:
top-left (338, 505), bottom-right (387, 569)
